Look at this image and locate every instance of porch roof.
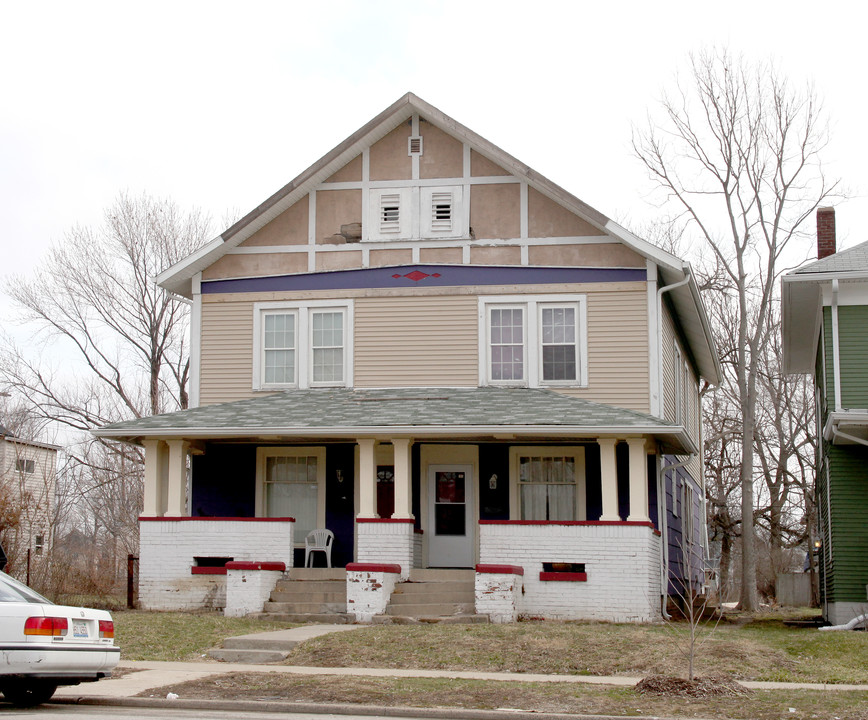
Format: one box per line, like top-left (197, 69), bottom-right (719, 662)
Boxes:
top-left (92, 387), bottom-right (696, 454)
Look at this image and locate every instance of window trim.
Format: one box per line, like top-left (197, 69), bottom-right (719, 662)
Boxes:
top-left (508, 446), bottom-right (586, 522)
top-left (479, 294), bottom-right (588, 388)
top-left (253, 300), bottom-right (353, 391)
top-left (255, 446), bottom-right (327, 547)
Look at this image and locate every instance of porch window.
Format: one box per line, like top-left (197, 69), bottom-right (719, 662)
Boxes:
top-left (256, 447), bottom-right (326, 546)
top-left (509, 446), bottom-right (586, 522)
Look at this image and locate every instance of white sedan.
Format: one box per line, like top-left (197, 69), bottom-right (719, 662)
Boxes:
top-left (0, 570), bottom-right (120, 706)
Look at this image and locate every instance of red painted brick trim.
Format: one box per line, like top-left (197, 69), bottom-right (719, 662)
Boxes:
top-left (539, 572), bottom-right (587, 582)
top-left (191, 567), bottom-right (227, 575)
top-left (476, 564), bottom-right (524, 576)
top-left (141, 516), bottom-right (295, 522)
top-left (346, 562), bottom-right (402, 574)
top-left (225, 562), bottom-right (286, 572)
top-left (355, 518), bottom-right (415, 524)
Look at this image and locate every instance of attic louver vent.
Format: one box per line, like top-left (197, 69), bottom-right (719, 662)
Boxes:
top-left (380, 193), bottom-right (401, 234)
top-left (408, 136), bottom-right (423, 156)
top-left (430, 191), bottom-right (452, 232)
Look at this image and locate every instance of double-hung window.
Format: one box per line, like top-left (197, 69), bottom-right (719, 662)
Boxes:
top-left (15, 458), bottom-right (35, 474)
top-left (254, 301), bottom-right (352, 390)
top-left (510, 446), bottom-right (586, 521)
top-left (256, 447), bottom-right (326, 546)
top-left (480, 295), bottom-right (587, 388)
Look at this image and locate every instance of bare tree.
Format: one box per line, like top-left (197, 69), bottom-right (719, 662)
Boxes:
top-left (634, 48), bottom-right (837, 610)
top-left (1, 193), bottom-right (213, 587)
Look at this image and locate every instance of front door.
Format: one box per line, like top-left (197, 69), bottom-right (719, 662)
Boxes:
top-left (427, 465), bottom-right (474, 567)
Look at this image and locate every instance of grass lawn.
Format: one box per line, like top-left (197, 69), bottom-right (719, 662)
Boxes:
top-left (116, 608), bottom-right (868, 719)
top-left (113, 611), bottom-right (295, 661)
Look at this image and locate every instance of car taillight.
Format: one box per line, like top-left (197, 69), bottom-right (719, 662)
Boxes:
top-left (24, 617), bottom-right (69, 637)
top-left (98, 620), bottom-right (114, 639)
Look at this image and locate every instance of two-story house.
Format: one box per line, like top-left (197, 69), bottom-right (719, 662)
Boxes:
top-left (783, 207), bottom-right (868, 626)
top-left (95, 93), bottom-right (720, 622)
top-left (0, 423), bottom-right (58, 577)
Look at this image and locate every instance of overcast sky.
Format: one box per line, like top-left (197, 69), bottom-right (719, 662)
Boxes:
top-left (2, 0), bottom-right (865, 317)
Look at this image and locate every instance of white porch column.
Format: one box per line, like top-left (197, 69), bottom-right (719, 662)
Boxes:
top-left (165, 440), bottom-right (189, 517)
top-left (626, 437), bottom-right (651, 522)
top-left (142, 440), bottom-right (166, 516)
top-left (392, 438), bottom-right (414, 519)
top-left (598, 438), bottom-right (620, 521)
top-left (357, 438), bottom-right (377, 517)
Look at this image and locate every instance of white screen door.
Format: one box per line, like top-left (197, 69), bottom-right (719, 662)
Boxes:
top-left (427, 464), bottom-right (474, 567)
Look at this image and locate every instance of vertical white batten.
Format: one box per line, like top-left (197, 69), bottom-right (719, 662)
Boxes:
top-left (520, 182), bottom-right (529, 240)
top-left (308, 192), bottom-right (317, 272)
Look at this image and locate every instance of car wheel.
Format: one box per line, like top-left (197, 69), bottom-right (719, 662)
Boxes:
top-left (1, 681), bottom-right (59, 707)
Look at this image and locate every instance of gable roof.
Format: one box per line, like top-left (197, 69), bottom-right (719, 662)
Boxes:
top-left (783, 239), bottom-right (868, 374)
top-left (92, 386), bottom-right (697, 455)
top-left (157, 92), bottom-right (719, 384)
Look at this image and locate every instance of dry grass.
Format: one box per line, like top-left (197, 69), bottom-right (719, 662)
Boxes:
top-left (143, 673), bottom-right (868, 720)
top-left (281, 615), bottom-right (868, 684)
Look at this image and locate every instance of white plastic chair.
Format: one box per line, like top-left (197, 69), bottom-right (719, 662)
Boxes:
top-left (304, 529), bottom-right (334, 568)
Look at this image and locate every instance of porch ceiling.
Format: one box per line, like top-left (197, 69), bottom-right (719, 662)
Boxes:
top-left (93, 387), bottom-right (696, 454)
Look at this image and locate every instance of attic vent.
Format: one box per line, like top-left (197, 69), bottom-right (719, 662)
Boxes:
top-left (430, 191), bottom-right (452, 232)
top-left (408, 136), bottom-right (423, 156)
top-left (380, 194), bottom-right (401, 234)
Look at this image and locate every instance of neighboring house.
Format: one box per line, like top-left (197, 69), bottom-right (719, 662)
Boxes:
top-left (0, 423), bottom-right (59, 575)
top-left (94, 93), bottom-right (720, 621)
top-left (783, 207), bottom-right (868, 626)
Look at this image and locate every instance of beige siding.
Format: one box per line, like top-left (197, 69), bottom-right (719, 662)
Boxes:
top-left (419, 247), bottom-right (464, 264)
top-left (559, 288), bottom-right (650, 412)
top-left (469, 245), bottom-right (522, 265)
top-left (354, 295), bottom-right (478, 387)
top-left (199, 300), bottom-right (257, 405)
top-left (661, 307), bottom-right (677, 422)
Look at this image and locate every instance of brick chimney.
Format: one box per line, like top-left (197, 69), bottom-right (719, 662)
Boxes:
top-left (817, 207), bottom-right (836, 259)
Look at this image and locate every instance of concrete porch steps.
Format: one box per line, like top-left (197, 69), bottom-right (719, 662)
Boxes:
top-left (382, 568), bottom-right (487, 624)
top-left (255, 570), bottom-right (352, 625)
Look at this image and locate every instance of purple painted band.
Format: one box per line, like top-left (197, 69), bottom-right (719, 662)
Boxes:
top-left (201, 265), bottom-right (646, 294)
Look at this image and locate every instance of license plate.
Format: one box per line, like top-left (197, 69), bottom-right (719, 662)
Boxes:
top-left (72, 622), bottom-right (89, 638)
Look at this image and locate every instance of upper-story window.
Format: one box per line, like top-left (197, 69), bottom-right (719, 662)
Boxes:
top-left (368, 186), bottom-right (464, 241)
top-left (16, 458), bottom-right (35, 474)
top-left (254, 301), bottom-right (353, 390)
top-left (480, 295), bottom-right (588, 388)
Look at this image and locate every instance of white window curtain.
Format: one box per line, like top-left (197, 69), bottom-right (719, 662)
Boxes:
top-left (519, 456), bottom-right (576, 521)
top-left (265, 455), bottom-right (318, 544)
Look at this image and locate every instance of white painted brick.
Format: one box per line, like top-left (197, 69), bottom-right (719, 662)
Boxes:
top-left (479, 524), bottom-right (662, 622)
top-left (356, 523), bottom-right (413, 580)
top-left (225, 568), bottom-right (284, 617)
top-left (475, 572), bottom-right (522, 623)
top-left (139, 520), bottom-right (293, 611)
top-left (346, 569), bottom-right (400, 622)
